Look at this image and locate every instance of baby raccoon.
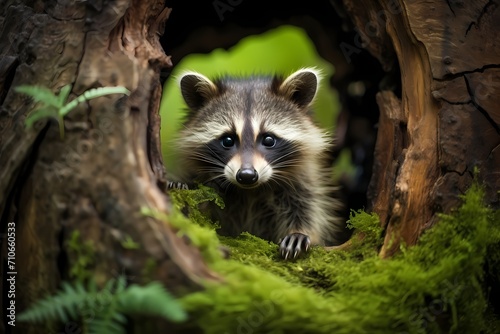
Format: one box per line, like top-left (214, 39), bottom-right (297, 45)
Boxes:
top-left (175, 68), bottom-right (346, 259)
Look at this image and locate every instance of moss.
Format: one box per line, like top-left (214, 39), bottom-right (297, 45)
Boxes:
top-left (169, 209), bottom-right (224, 264)
top-left (171, 182), bottom-right (499, 333)
top-left (169, 184), bottom-right (224, 230)
top-left (141, 185), bottom-right (224, 264)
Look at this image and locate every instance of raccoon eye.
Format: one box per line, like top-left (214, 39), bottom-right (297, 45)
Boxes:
top-left (221, 135), bottom-right (235, 148)
top-left (262, 135), bottom-right (276, 148)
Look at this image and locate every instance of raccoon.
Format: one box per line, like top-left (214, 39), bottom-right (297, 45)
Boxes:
top-left (175, 68), bottom-right (347, 259)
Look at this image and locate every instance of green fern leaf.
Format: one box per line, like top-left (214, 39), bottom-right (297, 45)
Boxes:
top-left (84, 277), bottom-right (126, 334)
top-left (80, 86), bottom-right (131, 100)
top-left (57, 84), bottom-right (73, 105)
top-left (87, 278), bottom-right (98, 293)
top-left (15, 85), bottom-right (62, 108)
top-left (18, 281), bottom-right (93, 324)
top-left (24, 106), bottom-right (57, 129)
top-left (18, 276), bottom-right (184, 333)
top-left (112, 312), bottom-right (127, 324)
top-left (117, 282), bottom-right (187, 322)
top-left (59, 86), bottom-right (130, 118)
top-left (114, 275), bottom-right (127, 295)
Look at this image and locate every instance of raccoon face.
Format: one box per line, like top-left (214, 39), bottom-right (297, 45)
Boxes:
top-left (213, 126), bottom-right (301, 189)
top-left (177, 68), bottom-right (328, 190)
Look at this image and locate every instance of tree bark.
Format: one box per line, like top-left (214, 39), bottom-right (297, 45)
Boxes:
top-left (0, 1), bottom-right (217, 332)
top-left (341, 0), bottom-right (500, 256)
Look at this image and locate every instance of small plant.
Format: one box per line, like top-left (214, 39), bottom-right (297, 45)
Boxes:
top-left (20, 230), bottom-right (186, 332)
top-left (15, 84), bottom-right (130, 139)
top-left (18, 275), bottom-right (187, 334)
top-left (121, 235), bottom-right (141, 250)
top-left (67, 230), bottom-right (96, 282)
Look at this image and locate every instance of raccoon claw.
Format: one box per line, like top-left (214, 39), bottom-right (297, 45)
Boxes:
top-left (279, 233), bottom-right (311, 260)
top-left (166, 181), bottom-right (189, 190)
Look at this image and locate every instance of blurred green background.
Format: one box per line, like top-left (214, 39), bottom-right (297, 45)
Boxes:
top-left (160, 25), bottom-right (350, 177)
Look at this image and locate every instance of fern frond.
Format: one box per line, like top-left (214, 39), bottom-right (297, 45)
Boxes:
top-left (86, 277), bottom-right (126, 334)
top-left (57, 84), bottom-right (73, 105)
top-left (117, 282), bottom-right (187, 322)
top-left (15, 85), bottom-right (63, 108)
top-left (24, 106), bottom-right (57, 128)
top-left (112, 312), bottom-right (127, 324)
top-left (18, 281), bottom-right (93, 323)
top-left (81, 86), bottom-right (131, 100)
top-left (114, 275), bottom-right (127, 295)
top-left (59, 86), bottom-right (130, 117)
top-left (18, 275), bottom-right (185, 334)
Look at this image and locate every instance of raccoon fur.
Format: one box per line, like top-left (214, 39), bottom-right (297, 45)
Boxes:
top-left (175, 68), bottom-right (347, 259)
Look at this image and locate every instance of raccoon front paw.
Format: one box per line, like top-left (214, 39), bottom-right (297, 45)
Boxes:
top-left (279, 233), bottom-right (311, 260)
top-left (166, 181), bottom-right (189, 190)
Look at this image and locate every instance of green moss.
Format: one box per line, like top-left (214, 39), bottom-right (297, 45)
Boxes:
top-left (173, 182), bottom-right (499, 333)
top-left (169, 184), bottom-right (225, 230)
top-left (346, 209), bottom-right (384, 258)
top-left (141, 185), bottom-right (223, 264)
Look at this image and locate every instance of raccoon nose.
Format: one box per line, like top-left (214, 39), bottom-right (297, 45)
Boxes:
top-left (236, 168), bottom-right (258, 185)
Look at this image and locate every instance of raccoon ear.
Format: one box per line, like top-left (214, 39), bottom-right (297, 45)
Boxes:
top-left (179, 72), bottom-right (219, 110)
top-left (275, 68), bottom-right (320, 108)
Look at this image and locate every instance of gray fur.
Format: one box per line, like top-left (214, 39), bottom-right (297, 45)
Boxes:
top-left (175, 68), bottom-right (347, 258)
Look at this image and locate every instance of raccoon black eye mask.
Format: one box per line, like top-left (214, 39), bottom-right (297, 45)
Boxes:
top-left (175, 68), bottom-right (347, 259)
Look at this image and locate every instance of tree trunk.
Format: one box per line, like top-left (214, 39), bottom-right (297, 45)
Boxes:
top-left (0, 1), bottom-right (217, 332)
top-left (340, 0), bottom-right (500, 257)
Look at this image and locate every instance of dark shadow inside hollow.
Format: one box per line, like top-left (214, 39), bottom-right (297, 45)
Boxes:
top-left (160, 0), bottom-right (401, 217)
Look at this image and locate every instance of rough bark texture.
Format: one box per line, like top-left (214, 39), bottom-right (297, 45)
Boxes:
top-left (343, 0), bottom-right (500, 256)
top-left (0, 1), bottom-right (217, 332)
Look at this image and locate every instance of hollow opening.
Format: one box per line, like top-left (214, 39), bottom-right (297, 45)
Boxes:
top-left (160, 0), bottom-right (393, 214)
